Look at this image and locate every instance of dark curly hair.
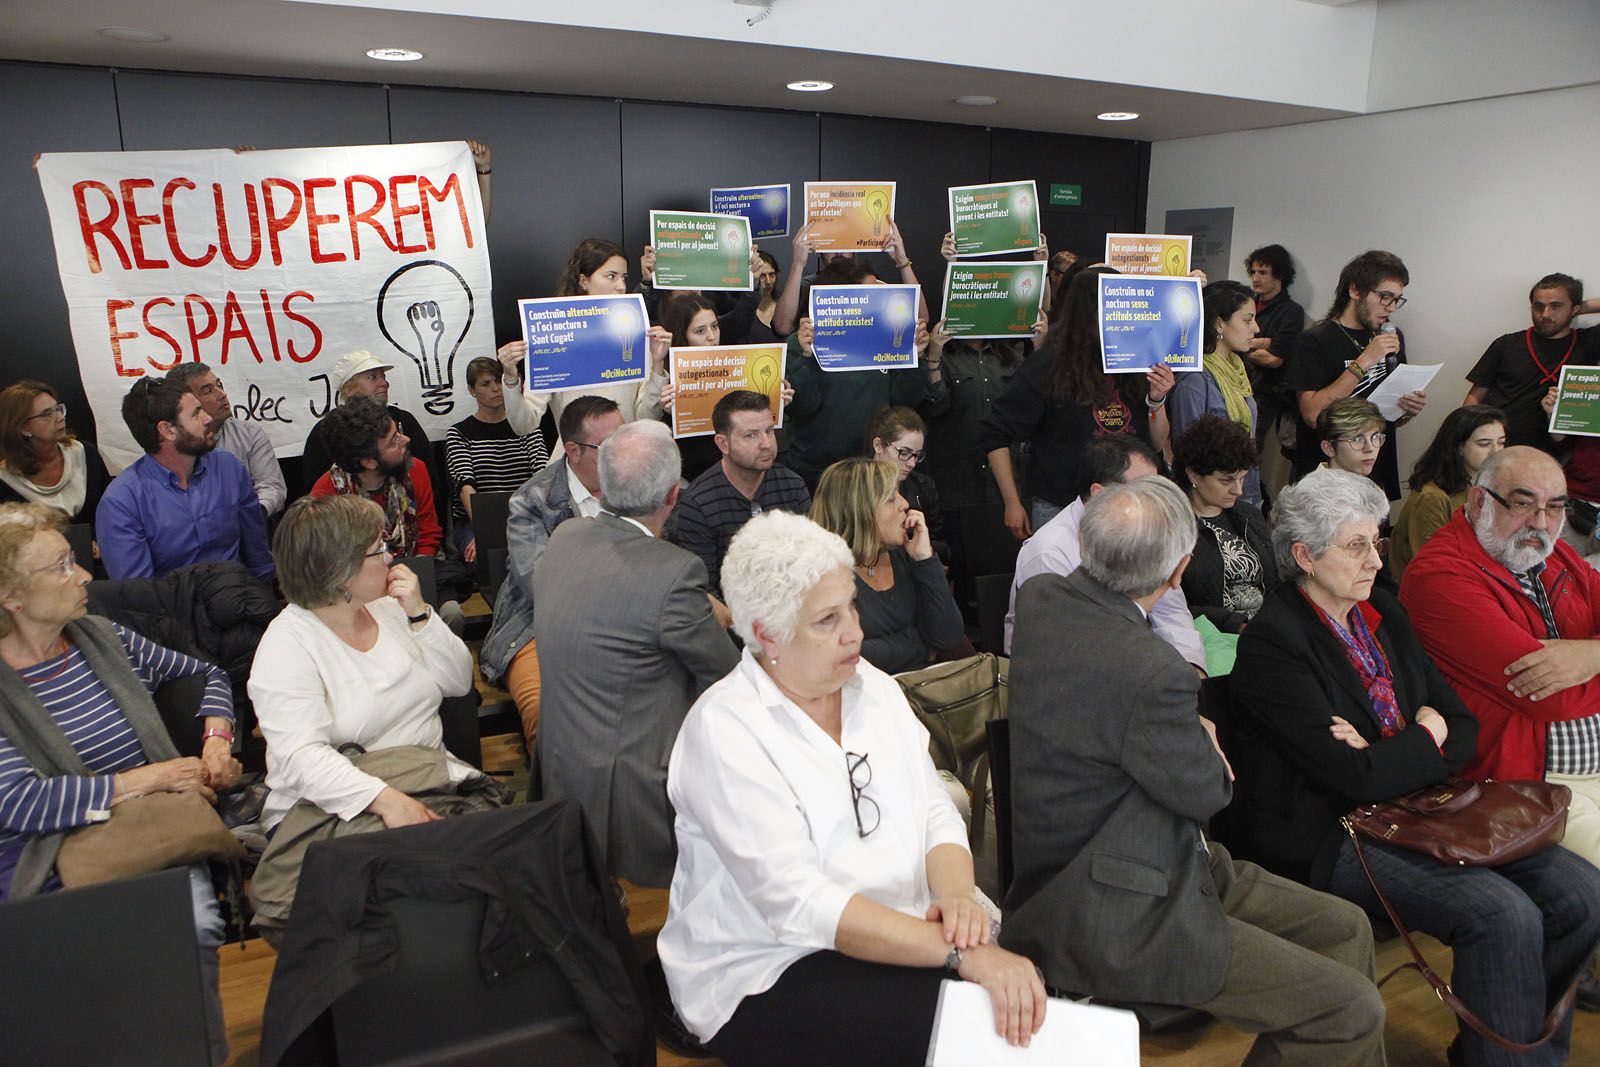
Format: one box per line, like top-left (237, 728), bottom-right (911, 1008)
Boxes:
top-left (1244, 244), bottom-right (1296, 290)
top-left (321, 395), bottom-right (395, 475)
top-left (1172, 414), bottom-right (1258, 492)
top-left (120, 377), bottom-right (188, 454)
top-left (1406, 404), bottom-right (1506, 494)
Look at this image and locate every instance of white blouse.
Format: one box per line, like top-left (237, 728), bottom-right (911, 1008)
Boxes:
top-left (248, 598), bottom-right (477, 829)
top-left (658, 650), bottom-right (969, 1041)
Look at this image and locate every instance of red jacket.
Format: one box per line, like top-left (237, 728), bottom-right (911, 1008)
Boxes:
top-left (1400, 510), bottom-right (1600, 780)
top-left (309, 457), bottom-right (442, 558)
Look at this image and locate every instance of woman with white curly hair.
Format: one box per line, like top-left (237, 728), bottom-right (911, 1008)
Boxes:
top-left (657, 510), bottom-right (1046, 1066)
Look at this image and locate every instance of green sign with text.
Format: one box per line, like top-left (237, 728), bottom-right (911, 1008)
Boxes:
top-left (1049, 183), bottom-right (1082, 207)
top-left (1550, 365), bottom-right (1600, 438)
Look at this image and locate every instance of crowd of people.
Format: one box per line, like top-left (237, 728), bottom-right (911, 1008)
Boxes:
top-left (3, 215), bottom-right (1600, 1067)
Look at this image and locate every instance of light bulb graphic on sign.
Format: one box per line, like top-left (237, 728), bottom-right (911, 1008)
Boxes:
top-left (886, 295), bottom-right (913, 349)
top-left (1171, 285), bottom-right (1199, 350)
top-left (747, 349), bottom-right (781, 408)
top-left (762, 189), bottom-right (785, 230)
top-left (610, 302), bottom-right (641, 363)
top-left (1015, 274), bottom-right (1036, 323)
top-left (1013, 189), bottom-right (1033, 240)
top-left (865, 190), bottom-right (889, 239)
top-left (376, 260), bottom-right (475, 416)
top-left (724, 226), bottom-right (743, 275)
top-left (1162, 241), bottom-right (1187, 276)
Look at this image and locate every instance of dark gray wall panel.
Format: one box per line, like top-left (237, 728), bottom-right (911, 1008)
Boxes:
top-left (989, 129), bottom-right (1148, 265)
top-left (115, 71), bottom-right (389, 152)
top-left (390, 86), bottom-right (623, 345)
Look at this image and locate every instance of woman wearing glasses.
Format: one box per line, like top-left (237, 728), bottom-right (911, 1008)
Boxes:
top-left (1229, 467), bottom-right (1600, 1067)
top-left (0, 501), bottom-right (238, 1064)
top-left (659, 510), bottom-right (1046, 1066)
top-left (1172, 415), bottom-right (1277, 634)
top-left (0, 381), bottom-right (109, 525)
top-left (865, 405), bottom-right (948, 560)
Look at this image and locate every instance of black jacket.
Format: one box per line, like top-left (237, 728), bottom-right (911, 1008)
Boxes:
top-left (1228, 583), bottom-right (1478, 888)
top-left (260, 801), bottom-right (652, 1067)
top-left (1181, 501), bottom-right (1278, 633)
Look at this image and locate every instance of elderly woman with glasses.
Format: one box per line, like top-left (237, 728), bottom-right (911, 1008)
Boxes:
top-left (1229, 467), bottom-right (1600, 1067)
top-left (658, 511), bottom-right (1046, 1067)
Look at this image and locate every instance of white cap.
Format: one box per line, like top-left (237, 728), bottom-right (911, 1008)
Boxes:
top-left (330, 350), bottom-right (394, 392)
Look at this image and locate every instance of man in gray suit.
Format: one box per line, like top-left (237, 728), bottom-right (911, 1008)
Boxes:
top-left (1003, 476), bottom-right (1385, 1066)
top-left (534, 419), bottom-right (740, 888)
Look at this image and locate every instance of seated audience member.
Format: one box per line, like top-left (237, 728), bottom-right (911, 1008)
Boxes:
top-left (1170, 281), bottom-right (1261, 507)
top-left (1242, 244), bottom-right (1306, 500)
top-left (443, 356), bottom-right (549, 561)
top-left (1004, 436), bottom-right (1205, 667)
top-left (1465, 273), bottom-right (1597, 453)
top-left (166, 363), bottom-right (287, 517)
top-left (1234, 467), bottom-right (1600, 1061)
top-left (1173, 415), bottom-right (1276, 633)
top-left (865, 405), bottom-right (948, 558)
top-left (298, 351), bottom-right (435, 506)
top-left (1401, 446), bottom-right (1600, 875)
top-left (1288, 250), bottom-right (1427, 498)
top-left (1389, 405), bottom-right (1505, 583)
top-left (308, 396), bottom-right (441, 559)
top-left (980, 265), bottom-right (1174, 540)
top-left (533, 420), bottom-right (739, 887)
top-left (672, 390), bottom-right (809, 597)
top-left (1315, 397), bottom-right (1387, 483)
top-left (1004, 476), bottom-right (1385, 1064)
top-left (659, 511), bottom-right (1046, 1065)
top-left (96, 378), bottom-right (273, 582)
top-left (479, 396), bottom-right (625, 753)
top-left (0, 381), bottom-right (109, 524)
top-left (247, 496), bottom-right (499, 933)
top-left (810, 458), bottom-right (964, 674)
top-left (0, 501), bottom-right (240, 1065)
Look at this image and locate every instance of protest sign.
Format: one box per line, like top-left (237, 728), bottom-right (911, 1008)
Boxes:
top-left (34, 141), bottom-right (491, 469)
top-left (518, 294), bottom-right (649, 394)
top-left (1104, 233), bottom-right (1192, 277)
top-left (809, 284), bottom-right (919, 372)
top-left (709, 184), bottom-right (789, 240)
top-left (802, 182), bottom-right (897, 252)
top-left (941, 262), bottom-right (1047, 339)
top-left (650, 210), bottom-right (752, 291)
top-left (669, 343), bottom-right (787, 438)
top-left (1098, 275), bottom-right (1203, 374)
top-left (1550, 365), bottom-right (1600, 438)
top-left (948, 180), bottom-right (1040, 257)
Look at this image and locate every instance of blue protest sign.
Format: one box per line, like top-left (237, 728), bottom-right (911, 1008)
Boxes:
top-left (517, 294), bottom-right (650, 393)
top-left (1098, 274), bottom-right (1204, 374)
top-left (809, 284), bottom-right (920, 372)
top-left (710, 184), bottom-right (790, 240)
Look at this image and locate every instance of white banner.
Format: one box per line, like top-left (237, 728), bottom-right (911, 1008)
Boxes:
top-left (36, 142), bottom-right (494, 470)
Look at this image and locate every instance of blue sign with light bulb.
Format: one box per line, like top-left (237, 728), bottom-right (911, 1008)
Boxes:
top-left (1098, 274), bottom-right (1204, 374)
top-left (710, 184), bottom-right (790, 240)
top-left (517, 294), bottom-right (650, 394)
top-left (808, 284), bottom-right (921, 373)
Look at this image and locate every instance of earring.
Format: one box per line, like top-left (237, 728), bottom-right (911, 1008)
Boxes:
top-left (342, 587), bottom-right (352, 603)
top-left (1308, 569), bottom-right (1316, 579)
top-left (21, 432), bottom-right (31, 439)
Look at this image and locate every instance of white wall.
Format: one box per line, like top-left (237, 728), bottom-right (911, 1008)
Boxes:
top-left (1147, 82), bottom-right (1600, 482)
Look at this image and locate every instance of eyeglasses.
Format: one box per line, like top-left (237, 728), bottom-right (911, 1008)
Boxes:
top-left (1337, 432), bottom-right (1387, 451)
top-left (32, 549), bottom-right (77, 577)
top-left (845, 751), bottom-right (880, 838)
top-left (1372, 290), bottom-right (1407, 309)
top-left (1331, 537), bottom-right (1389, 560)
top-left (893, 445), bottom-right (926, 465)
top-left (25, 403), bottom-right (66, 423)
top-left (571, 441), bottom-right (600, 453)
top-left (1482, 486), bottom-right (1568, 522)
top-left (365, 544), bottom-right (394, 560)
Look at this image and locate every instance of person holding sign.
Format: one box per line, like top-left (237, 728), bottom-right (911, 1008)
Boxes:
top-left (1168, 282), bottom-right (1262, 507)
top-left (980, 266), bottom-right (1174, 540)
top-left (773, 217), bottom-right (926, 340)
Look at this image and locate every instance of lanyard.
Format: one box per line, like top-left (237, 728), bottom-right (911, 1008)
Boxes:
top-left (1525, 327), bottom-right (1577, 386)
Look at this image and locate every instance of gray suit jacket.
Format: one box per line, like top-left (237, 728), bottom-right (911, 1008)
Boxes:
top-left (1001, 567), bottom-right (1233, 1005)
top-left (533, 511), bottom-right (740, 887)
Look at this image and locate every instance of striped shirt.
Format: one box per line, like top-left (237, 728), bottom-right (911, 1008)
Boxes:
top-left (671, 462), bottom-right (811, 595)
top-left (1512, 563), bottom-right (1600, 775)
top-left (444, 416), bottom-right (549, 523)
top-left (0, 624), bottom-right (232, 900)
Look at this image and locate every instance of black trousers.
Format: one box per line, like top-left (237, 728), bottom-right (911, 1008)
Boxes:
top-left (706, 950), bottom-right (946, 1067)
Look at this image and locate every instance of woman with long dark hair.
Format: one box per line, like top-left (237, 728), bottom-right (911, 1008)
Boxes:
top-left (1169, 282), bottom-right (1261, 506)
top-left (1389, 405), bottom-right (1505, 582)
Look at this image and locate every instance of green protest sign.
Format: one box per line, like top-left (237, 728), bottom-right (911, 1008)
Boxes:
top-left (649, 210), bottom-right (751, 291)
top-left (941, 261), bottom-right (1047, 340)
top-left (948, 180), bottom-right (1040, 257)
top-left (1550, 365), bottom-right (1600, 437)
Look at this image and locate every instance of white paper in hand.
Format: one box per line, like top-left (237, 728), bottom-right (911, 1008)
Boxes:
top-left (1366, 362), bottom-right (1441, 422)
top-left (925, 979), bottom-right (1139, 1067)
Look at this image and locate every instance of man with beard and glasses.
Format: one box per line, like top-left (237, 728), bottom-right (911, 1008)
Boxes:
top-left (308, 395), bottom-right (442, 560)
top-left (1466, 273), bottom-right (1600, 454)
top-left (97, 377), bottom-right (273, 580)
top-left (1402, 446), bottom-right (1600, 1009)
top-left (1288, 250), bottom-right (1429, 498)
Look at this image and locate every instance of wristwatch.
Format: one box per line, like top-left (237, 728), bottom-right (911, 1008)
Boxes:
top-left (945, 946), bottom-right (963, 973)
top-left (407, 606), bottom-right (432, 625)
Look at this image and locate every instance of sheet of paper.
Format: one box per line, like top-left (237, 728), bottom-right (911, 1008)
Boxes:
top-left (925, 980), bottom-right (1139, 1067)
top-left (1367, 362), bottom-right (1441, 421)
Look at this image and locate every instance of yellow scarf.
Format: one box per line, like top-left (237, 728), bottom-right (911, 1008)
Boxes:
top-left (1202, 349), bottom-right (1254, 431)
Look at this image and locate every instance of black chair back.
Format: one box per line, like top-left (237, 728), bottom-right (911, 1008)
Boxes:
top-left (986, 718), bottom-right (1014, 900)
top-left (395, 554), bottom-right (439, 607)
top-left (469, 490), bottom-right (516, 604)
top-left (973, 573), bottom-right (1014, 655)
top-left (153, 672), bottom-right (210, 757)
top-left (64, 523), bottom-right (93, 570)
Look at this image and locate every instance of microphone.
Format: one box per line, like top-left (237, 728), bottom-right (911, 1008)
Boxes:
top-left (1380, 323), bottom-right (1397, 336)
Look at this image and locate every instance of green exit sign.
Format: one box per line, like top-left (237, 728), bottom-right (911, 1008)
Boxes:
top-left (1049, 183), bottom-right (1082, 207)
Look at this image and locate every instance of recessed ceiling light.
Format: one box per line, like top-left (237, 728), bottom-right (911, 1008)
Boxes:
top-left (366, 47), bottom-right (424, 62)
top-left (786, 80), bottom-right (834, 93)
top-left (97, 27), bottom-right (169, 44)
top-left (1097, 111), bottom-right (1140, 122)
top-left (954, 95), bottom-right (998, 107)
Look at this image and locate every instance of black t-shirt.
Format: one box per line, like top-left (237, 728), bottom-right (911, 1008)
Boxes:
top-left (1466, 327), bottom-right (1597, 453)
top-left (1285, 319), bottom-right (1407, 499)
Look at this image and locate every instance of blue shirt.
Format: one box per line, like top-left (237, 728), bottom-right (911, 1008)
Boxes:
top-left (96, 451), bottom-right (274, 580)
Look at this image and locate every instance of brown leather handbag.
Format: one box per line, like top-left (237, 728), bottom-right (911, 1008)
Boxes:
top-left (56, 791), bottom-right (245, 889)
top-left (896, 653), bottom-right (1008, 848)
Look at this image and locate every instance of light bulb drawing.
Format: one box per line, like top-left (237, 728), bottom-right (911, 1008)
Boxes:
top-left (1172, 286), bottom-right (1199, 349)
top-left (1163, 242), bottom-right (1186, 276)
top-left (748, 351), bottom-right (780, 406)
top-left (1013, 190), bottom-right (1033, 239)
top-left (376, 259), bottom-right (475, 416)
top-left (610, 302), bottom-right (641, 363)
top-left (1015, 274), bottom-right (1037, 322)
top-left (724, 226), bottom-right (743, 275)
top-left (886, 295), bottom-right (913, 349)
top-left (865, 190), bottom-right (889, 238)
top-left (762, 189), bottom-right (785, 230)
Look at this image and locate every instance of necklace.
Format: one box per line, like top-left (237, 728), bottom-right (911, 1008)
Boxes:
top-left (1334, 322), bottom-right (1369, 354)
top-left (16, 637), bottom-right (72, 682)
